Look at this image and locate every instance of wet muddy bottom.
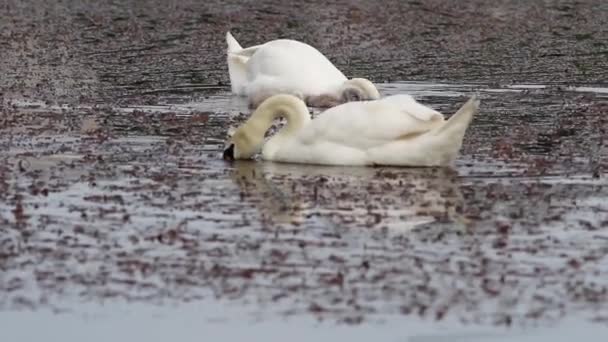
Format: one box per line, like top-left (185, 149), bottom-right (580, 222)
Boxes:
top-left (1, 81), bottom-right (608, 340)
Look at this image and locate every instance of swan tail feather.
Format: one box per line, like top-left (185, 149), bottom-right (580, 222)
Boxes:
top-left (435, 95), bottom-right (479, 137)
top-left (227, 32), bottom-right (261, 56)
top-left (427, 95), bottom-right (479, 164)
top-left (226, 31), bottom-right (242, 53)
top-left (226, 32), bottom-right (248, 94)
top-left (237, 45), bottom-right (264, 56)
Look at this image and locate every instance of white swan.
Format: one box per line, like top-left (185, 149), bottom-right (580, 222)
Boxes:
top-left (226, 32), bottom-right (380, 108)
top-left (222, 94), bottom-right (480, 167)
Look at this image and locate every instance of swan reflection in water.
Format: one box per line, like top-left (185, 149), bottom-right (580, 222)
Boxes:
top-left (230, 161), bottom-right (469, 231)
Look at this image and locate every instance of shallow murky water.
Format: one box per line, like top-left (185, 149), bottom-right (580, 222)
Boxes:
top-left (1, 81), bottom-right (608, 340)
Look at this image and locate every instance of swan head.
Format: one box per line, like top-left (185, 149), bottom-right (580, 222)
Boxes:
top-left (339, 78), bottom-right (380, 103)
top-left (223, 123), bottom-right (265, 160)
top-left (223, 94), bottom-right (310, 161)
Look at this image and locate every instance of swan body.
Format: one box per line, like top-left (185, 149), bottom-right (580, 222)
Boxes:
top-left (223, 94), bottom-right (480, 167)
top-left (226, 32), bottom-right (380, 108)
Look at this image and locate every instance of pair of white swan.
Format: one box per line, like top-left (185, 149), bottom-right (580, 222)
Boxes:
top-left (224, 32), bottom-right (480, 167)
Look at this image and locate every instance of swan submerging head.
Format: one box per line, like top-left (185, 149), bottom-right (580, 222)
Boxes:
top-left (223, 144), bottom-right (235, 161)
top-left (222, 93), bottom-right (480, 167)
top-left (225, 32), bottom-right (380, 109)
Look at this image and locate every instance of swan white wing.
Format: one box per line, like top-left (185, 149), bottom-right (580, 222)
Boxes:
top-left (227, 43), bottom-right (266, 68)
top-left (245, 40), bottom-right (347, 95)
top-left (245, 75), bottom-right (308, 100)
top-left (379, 94), bottom-right (445, 121)
top-left (297, 98), bottom-right (444, 150)
top-left (233, 44), bottom-right (265, 57)
top-left (228, 52), bottom-right (249, 65)
top-left (227, 53), bottom-right (250, 94)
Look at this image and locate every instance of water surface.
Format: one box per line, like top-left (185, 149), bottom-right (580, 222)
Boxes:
top-left (2, 82), bottom-right (608, 341)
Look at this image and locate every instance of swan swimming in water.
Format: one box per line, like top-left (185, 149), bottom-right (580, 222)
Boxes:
top-left (226, 32), bottom-right (380, 108)
top-left (222, 94), bottom-right (480, 167)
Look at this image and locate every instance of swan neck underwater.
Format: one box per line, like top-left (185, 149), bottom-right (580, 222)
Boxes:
top-left (223, 94), bottom-right (311, 160)
top-left (306, 78), bottom-right (381, 108)
top-left (337, 78), bottom-right (381, 102)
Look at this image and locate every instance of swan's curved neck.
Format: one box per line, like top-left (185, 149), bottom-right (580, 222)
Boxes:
top-left (244, 95), bottom-right (310, 159)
